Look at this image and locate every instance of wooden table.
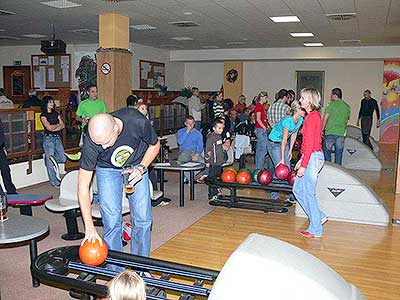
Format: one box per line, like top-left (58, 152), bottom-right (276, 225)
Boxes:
top-left (153, 162), bottom-right (205, 207)
top-left (0, 213), bottom-right (49, 287)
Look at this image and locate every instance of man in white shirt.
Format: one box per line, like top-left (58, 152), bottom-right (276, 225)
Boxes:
top-left (188, 87), bottom-right (205, 130)
top-left (0, 89), bottom-right (14, 109)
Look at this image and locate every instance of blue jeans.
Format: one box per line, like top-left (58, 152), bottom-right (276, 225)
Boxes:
top-left (96, 167), bottom-right (152, 257)
top-left (266, 139), bottom-right (290, 199)
top-left (293, 151), bottom-right (326, 236)
top-left (323, 135), bottom-right (345, 165)
top-left (255, 128), bottom-right (268, 170)
top-left (43, 134), bottom-right (66, 186)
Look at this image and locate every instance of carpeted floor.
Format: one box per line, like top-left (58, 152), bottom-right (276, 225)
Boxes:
top-left (0, 171), bottom-right (215, 300)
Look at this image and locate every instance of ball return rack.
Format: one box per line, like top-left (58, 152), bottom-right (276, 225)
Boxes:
top-left (32, 246), bottom-right (219, 300)
top-left (207, 177), bottom-right (293, 213)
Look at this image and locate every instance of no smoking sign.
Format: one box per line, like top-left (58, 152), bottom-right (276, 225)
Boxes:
top-left (101, 63), bottom-right (111, 75)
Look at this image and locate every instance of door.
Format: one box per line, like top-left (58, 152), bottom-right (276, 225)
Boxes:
top-left (3, 66), bottom-right (31, 106)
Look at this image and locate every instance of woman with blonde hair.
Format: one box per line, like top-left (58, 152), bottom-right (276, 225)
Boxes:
top-left (108, 270), bottom-right (146, 300)
top-left (267, 100), bottom-right (305, 200)
top-left (293, 87), bottom-right (326, 238)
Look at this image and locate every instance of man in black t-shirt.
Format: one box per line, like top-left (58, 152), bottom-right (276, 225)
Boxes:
top-left (357, 90), bottom-right (380, 149)
top-left (78, 108), bottom-right (160, 260)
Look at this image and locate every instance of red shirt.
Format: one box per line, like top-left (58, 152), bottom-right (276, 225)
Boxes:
top-left (255, 103), bottom-right (267, 129)
top-left (233, 103), bottom-right (246, 113)
top-left (300, 110), bottom-right (322, 168)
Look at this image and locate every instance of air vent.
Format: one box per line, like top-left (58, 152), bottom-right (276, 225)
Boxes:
top-left (0, 9), bottom-right (16, 16)
top-left (168, 21), bottom-right (199, 28)
top-left (326, 13), bottom-right (356, 21)
top-left (339, 39), bottom-right (361, 46)
top-left (0, 36), bottom-right (20, 40)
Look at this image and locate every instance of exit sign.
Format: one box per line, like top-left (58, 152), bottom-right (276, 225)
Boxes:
top-left (13, 60), bottom-right (22, 66)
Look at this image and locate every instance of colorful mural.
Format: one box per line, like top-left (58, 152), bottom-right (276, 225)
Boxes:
top-left (381, 60), bottom-right (400, 143)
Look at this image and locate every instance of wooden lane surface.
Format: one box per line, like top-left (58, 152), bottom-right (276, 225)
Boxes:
top-left (151, 145), bottom-right (400, 299)
top-left (151, 208), bottom-right (400, 300)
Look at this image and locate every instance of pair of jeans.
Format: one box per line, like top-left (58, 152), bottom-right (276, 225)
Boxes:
top-left (43, 134), bottom-right (66, 186)
top-left (293, 151), bottom-right (326, 236)
top-left (255, 128), bottom-right (268, 170)
top-left (178, 150), bottom-right (204, 180)
top-left (208, 164), bottom-right (222, 198)
top-left (323, 135), bottom-right (345, 165)
top-left (266, 139), bottom-right (290, 199)
top-left (361, 117), bottom-right (373, 150)
top-left (0, 147), bottom-right (17, 194)
top-left (96, 167), bottom-right (152, 258)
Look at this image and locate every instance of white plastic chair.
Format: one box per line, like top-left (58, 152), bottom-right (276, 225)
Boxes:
top-left (45, 170), bottom-right (85, 240)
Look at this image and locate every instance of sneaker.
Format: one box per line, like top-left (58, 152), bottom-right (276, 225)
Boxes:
top-left (321, 216), bottom-right (328, 225)
top-left (65, 152), bottom-right (81, 161)
top-left (209, 195), bottom-right (218, 201)
top-left (157, 200), bottom-right (170, 207)
top-left (122, 222), bottom-right (132, 242)
top-left (196, 175), bottom-right (208, 184)
top-left (286, 197), bottom-right (296, 204)
top-left (300, 230), bottom-right (322, 238)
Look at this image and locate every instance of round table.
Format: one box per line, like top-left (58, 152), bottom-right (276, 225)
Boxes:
top-left (0, 213), bottom-right (49, 287)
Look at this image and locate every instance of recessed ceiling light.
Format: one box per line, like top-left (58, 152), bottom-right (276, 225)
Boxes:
top-left (40, 0), bottom-right (82, 9)
top-left (304, 42), bottom-right (324, 47)
top-left (22, 34), bottom-right (48, 38)
top-left (270, 16), bottom-right (300, 23)
top-left (130, 24), bottom-right (157, 30)
top-left (290, 32), bottom-right (314, 37)
top-left (171, 37), bottom-right (193, 41)
top-left (226, 41), bottom-right (246, 45)
top-left (201, 45), bottom-right (219, 49)
top-left (183, 11), bottom-right (192, 15)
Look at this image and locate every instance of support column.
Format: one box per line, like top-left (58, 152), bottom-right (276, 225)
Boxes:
top-left (97, 13), bottom-right (132, 111)
top-left (223, 61), bottom-right (243, 103)
top-left (393, 122), bottom-right (400, 224)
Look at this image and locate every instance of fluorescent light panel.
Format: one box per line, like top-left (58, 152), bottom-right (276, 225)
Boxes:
top-left (304, 42), bottom-right (324, 47)
top-left (22, 34), bottom-right (47, 38)
top-left (160, 44), bottom-right (184, 48)
top-left (270, 16), bottom-right (300, 23)
top-left (226, 41), bottom-right (245, 45)
top-left (290, 32), bottom-right (314, 37)
top-left (171, 37), bottom-right (193, 41)
top-left (40, 0), bottom-right (82, 9)
top-left (130, 24), bottom-right (157, 30)
top-left (201, 45), bottom-right (219, 49)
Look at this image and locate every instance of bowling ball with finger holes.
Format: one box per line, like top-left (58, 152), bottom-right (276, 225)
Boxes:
top-left (79, 239), bottom-right (108, 266)
top-left (236, 170), bottom-right (252, 184)
top-left (221, 169), bottom-right (236, 183)
top-left (275, 164), bottom-right (290, 180)
top-left (257, 170), bottom-right (273, 186)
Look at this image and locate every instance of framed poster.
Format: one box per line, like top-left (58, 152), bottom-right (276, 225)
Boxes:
top-left (296, 71), bottom-right (325, 106)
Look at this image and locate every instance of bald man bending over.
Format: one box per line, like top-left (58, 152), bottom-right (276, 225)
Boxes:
top-left (78, 108), bottom-right (160, 260)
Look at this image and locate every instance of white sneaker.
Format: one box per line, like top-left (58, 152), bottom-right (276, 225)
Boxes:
top-left (321, 216), bottom-right (328, 225)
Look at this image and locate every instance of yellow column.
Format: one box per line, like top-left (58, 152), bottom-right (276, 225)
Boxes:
top-left (97, 13), bottom-right (132, 111)
top-left (223, 61), bottom-right (243, 103)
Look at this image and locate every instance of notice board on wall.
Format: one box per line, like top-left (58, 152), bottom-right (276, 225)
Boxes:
top-left (31, 54), bottom-right (71, 89)
top-left (139, 60), bottom-right (165, 89)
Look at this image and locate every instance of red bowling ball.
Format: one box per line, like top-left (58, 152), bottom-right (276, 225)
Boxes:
top-left (257, 170), bottom-right (273, 186)
top-left (287, 171), bottom-right (297, 185)
top-left (79, 239), bottom-right (108, 266)
top-left (221, 169), bottom-right (236, 183)
top-left (275, 164), bottom-right (290, 180)
top-left (236, 171), bottom-right (252, 185)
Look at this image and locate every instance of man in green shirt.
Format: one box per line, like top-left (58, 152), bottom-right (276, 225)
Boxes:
top-left (322, 88), bottom-right (350, 165)
top-left (76, 85), bottom-right (108, 145)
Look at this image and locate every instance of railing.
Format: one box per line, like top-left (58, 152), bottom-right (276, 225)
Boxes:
top-left (0, 107), bottom-right (77, 173)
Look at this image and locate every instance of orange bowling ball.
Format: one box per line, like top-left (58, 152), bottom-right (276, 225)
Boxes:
top-left (79, 239), bottom-right (108, 266)
top-left (221, 169), bottom-right (236, 183)
top-left (236, 170), bottom-right (251, 184)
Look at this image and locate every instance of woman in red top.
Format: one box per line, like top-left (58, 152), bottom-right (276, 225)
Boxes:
top-left (254, 91), bottom-right (269, 170)
top-left (294, 87), bottom-right (326, 238)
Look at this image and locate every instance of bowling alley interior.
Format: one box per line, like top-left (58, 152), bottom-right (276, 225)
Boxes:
top-left (1, 0), bottom-right (400, 299)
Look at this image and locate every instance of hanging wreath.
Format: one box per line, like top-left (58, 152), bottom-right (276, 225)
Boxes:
top-left (226, 69), bottom-right (238, 83)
